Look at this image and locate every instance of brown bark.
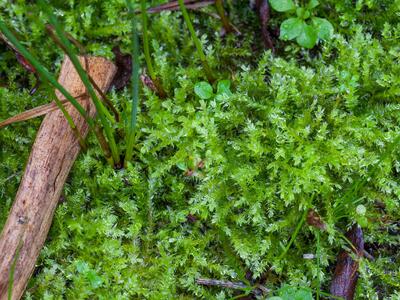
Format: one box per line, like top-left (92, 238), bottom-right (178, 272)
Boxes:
top-left (0, 56), bottom-right (116, 300)
top-left (255, 0), bottom-right (275, 51)
top-left (330, 225), bottom-right (364, 300)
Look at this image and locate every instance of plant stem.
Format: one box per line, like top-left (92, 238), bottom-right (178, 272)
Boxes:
top-left (124, 0), bottom-right (140, 168)
top-left (140, 0), bottom-right (167, 98)
top-left (42, 3), bottom-right (121, 165)
top-left (140, 0), bottom-right (155, 81)
top-left (215, 0), bottom-right (233, 33)
top-left (0, 20), bottom-right (90, 134)
top-left (94, 124), bottom-right (114, 166)
top-left (45, 25), bottom-right (121, 121)
top-left (278, 209), bottom-right (307, 260)
top-left (51, 90), bottom-right (87, 150)
top-left (178, 0), bottom-right (215, 83)
top-left (316, 230), bottom-right (321, 300)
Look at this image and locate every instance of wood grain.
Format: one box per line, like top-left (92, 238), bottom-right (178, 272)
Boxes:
top-left (330, 225), bottom-right (364, 300)
top-left (0, 56), bottom-right (116, 300)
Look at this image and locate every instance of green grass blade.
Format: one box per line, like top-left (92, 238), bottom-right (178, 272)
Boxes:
top-left (215, 0), bottom-right (233, 33)
top-left (316, 230), bottom-right (321, 300)
top-left (124, 0), bottom-right (140, 167)
top-left (0, 19), bottom-right (116, 163)
top-left (140, 0), bottom-right (167, 98)
top-left (278, 209), bottom-right (307, 260)
top-left (178, 0), bottom-right (215, 83)
top-left (40, 1), bottom-right (121, 165)
top-left (140, 0), bottom-right (155, 80)
top-left (0, 19), bottom-right (90, 125)
top-left (45, 25), bottom-right (121, 122)
top-left (51, 90), bottom-right (87, 150)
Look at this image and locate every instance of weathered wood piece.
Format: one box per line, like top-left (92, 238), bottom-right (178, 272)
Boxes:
top-left (0, 56), bottom-right (116, 300)
top-left (330, 225), bottom-right (364, 300)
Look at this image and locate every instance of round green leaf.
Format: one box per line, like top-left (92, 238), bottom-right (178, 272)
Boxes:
top-left (296, 23), bottom-right (318, 48)
top-left (312, 17), bottom-right (334, 40)
top-left (217, 80), bottom-right (232, 96)
top-left (194, 81), bottom-right (213, 99)
top-left (270, 0), bottom-right (296, 12)
top-left (293, 289), bottom-right (313, 300)
top-left (307, 0), bottom-right (319, 9)
top-left (278, 285), bottom-right (313, 300)
top-left (280, 18), bottom-right (303, 40)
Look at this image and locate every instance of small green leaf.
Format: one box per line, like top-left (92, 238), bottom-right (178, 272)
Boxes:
top-left (307, 0), bottom-right (319, 9)
top-left (278, 285), bottom-right (313, 300)
top-left (312, 17), bottom-right (334, 40)
top-left (177, 162), bottom-right (187, 171)
top-left (293, 289), bottom-right (313, 300)
top-left (270, 0), bottom-right (296, 12)
top-left (296, 23), bottom-right (318, 48)
top-left (356, 215), bottom-right (368, 227)
top-left (280, 18), bottom-right (303, 40)
top-left (217, 80), bottom-right (232, 96)
top-left (194, 81), bottom-right (213, 99)
top-left (296, 7), bottom-right (306, 18)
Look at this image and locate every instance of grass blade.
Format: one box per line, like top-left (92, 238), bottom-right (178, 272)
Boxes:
top-left (40, 1), bottom-right (121, 165)
top-left (278, 209), bottom-right (307, 260)
top-left (178, 0), bottom-right (215, 83)
top-left (124, 0), bottom-right (140, 167)
top-left (215, 0), bottom-right (233, 33)
top-left (45, 24), bottom-right (121, 122)
top-left (140, 0), bottom-right (167, 98)
top-left (0, 19), bottom-right (88, 145)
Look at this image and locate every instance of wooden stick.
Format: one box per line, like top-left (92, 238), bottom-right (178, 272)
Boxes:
top-left (0, 56), bottom-right (116, 300)
top-left (196, 278), bottom-right (270, 295)
top-left (0, 94), bottom-right (87, 129)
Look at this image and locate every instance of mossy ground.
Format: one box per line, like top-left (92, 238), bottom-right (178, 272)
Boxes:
top-left (1, 1), bottom-right (400, 299)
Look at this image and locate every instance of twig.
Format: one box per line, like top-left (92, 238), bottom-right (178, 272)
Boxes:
top-left (215, 0), bottom-right (233, 33)
top-left (255, 0), bottom-right (275, 51)
top-left (196, 278), bottom-right (270, 295)
top-left (363, 250), bottom-right (374, 261)
top-left (147, 0), bottom-right (215, 14)
top-left (197, 278), bottom-right (248, 290)
top-left (0, 93), bottom-right (87, 129)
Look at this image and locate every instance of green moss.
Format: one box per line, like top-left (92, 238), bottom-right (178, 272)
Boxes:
top-left (1, 1), bottom-right (400, 299)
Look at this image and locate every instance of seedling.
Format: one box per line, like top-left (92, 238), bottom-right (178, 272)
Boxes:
top-left (194, 79), bottom-right (232, 100)
top-left (270, 0), bottom-right (333, 48)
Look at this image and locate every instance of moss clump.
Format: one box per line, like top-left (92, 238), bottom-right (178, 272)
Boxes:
top-left (1, 1), bottom-right (400, 299)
